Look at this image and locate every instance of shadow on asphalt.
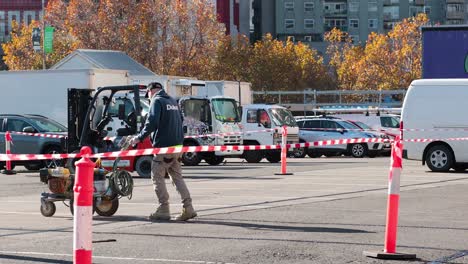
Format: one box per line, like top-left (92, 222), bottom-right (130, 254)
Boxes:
top-left (183, 175), bottom-right (280, 180)
top-left (0, 254), bottom-right (71, 263)
top-left (192, 219), bottom-right (373, 233)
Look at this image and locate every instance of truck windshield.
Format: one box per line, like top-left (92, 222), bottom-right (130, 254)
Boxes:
top-left (211, 99), bottom-right (240, 122)
top-left (29, 116), bottom-right (67, 132)
top-left (268, 108), bottom-right (297, 127)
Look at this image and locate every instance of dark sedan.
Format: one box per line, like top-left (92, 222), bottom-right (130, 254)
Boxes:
top-left (0, 114), bottom-right (67, 170)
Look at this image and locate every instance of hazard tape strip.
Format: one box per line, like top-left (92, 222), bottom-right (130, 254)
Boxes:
top-left (2, 137), bottom-right (468, 162)
top-left (11, 131), bottom-right (66, 139)
top-left (300, 127), bottom-right (468, 132)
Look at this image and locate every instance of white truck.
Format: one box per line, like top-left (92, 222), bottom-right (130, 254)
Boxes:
top-left (240, 104), bottom-right (299, 163)
top-left (0, 69), bottom-right (130, 125)
top-left (169, 79), bottom-right (244, 166)
top-left (131, 78), bottom-right (244, 166)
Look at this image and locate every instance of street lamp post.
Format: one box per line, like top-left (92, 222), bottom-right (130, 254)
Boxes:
top-left (42, 0), bottom-right (46, 69)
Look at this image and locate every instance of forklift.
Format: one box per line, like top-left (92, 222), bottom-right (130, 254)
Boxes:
top-left (39, 85), bottom-right (149, 217)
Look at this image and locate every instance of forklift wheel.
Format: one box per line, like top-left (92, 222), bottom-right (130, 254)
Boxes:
top-left (95, 197), bottom-right (119, 217)
top-left (40, 201), bottom-right (56, 217)
top-left (135, 156), bottom-right (152, 178)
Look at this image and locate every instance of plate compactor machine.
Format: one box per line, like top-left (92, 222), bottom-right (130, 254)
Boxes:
top-left (39, 85), bottom-right (147, 217)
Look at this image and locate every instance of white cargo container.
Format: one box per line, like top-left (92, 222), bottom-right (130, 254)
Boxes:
top-left (0, 69), bottom-right (129, 125)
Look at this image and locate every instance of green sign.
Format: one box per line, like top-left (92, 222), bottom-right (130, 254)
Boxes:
top-left (44, 26), bottom-right (54, 54)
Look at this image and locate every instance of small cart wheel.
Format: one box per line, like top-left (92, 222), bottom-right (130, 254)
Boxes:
top-left (69, 199), bottom-right (96, 216)
top-left (95, 197), bottom-right (119, 217)
top-left (40, 201), bottom-right (56, 217)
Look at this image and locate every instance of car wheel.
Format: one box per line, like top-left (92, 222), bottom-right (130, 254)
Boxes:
top-left (291, 148), bottom-right (306, 158)
top-left (426, 145), bottom-right (453, 172)
top-left (181, 142), bottom-right (202, 166)
top-left (243, 150), bottom-right (263, 163)
top-left (135, 156), bottom-right (152, 178)
top-left (349, 144), bottom-right (367, 158)
top-left (44, 146), bottom-right (64, 168)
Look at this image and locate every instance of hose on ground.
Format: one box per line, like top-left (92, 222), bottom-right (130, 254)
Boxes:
top-left (109, 170), bottom-right (133, 199)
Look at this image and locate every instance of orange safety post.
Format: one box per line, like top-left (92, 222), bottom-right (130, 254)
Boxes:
top-left (275, 126), bottom-right (293, 176)
top-left (73, 146), bottom-right (95, 264)
top-left (2, 131), bottom-right (16, 175)
top-left (363, 136), bottom-right (416, 260)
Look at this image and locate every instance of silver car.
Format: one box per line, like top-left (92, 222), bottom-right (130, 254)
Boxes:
top-left (0, 114), bottom-right (67, 170)
top-left (296, 117), bottom-right (384, 158)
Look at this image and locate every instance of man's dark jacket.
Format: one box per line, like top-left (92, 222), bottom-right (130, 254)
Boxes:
top-left (137, 89), bottom-right (184, 148)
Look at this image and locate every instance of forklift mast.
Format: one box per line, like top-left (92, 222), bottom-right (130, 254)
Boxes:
top-left (67, 85), bottom-right (146, 153)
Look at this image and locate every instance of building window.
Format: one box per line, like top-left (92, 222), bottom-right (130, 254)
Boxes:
top-left (304, 2), bottom-right (314, 12)
top-left (409, 6), bottom-right (423, 17)
top-left (284, 2), bottom-right (294, 12)
top-left (368, 1), bottom-right (377, 12)
top-left (325, 18), bottom-right (347, 31)
top-left (447, 4), bottom-right (463, 12)
top-left (424, 6), bottom-right (431, 15)
top-left (350, 35), bottom-right (359, 44)
top-left (324, 3), bottom-right (347, 15)
top-left (285, 19), bottom-right (295, 30)
top-left (349, 19), bottom-right (359, 29)
top-left (304, 36), bottom-right (312, 42)
top-left (368, 19), bottom-right (377, 29)
top-left (304, 19), bottom-right (314, 29)
top-left (349, 2), bottom-right (359, 12)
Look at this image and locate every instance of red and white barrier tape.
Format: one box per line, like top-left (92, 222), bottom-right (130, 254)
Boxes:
top-left (12, 131), bottom-right (66, 139)
top-left (2, 137), bottom-right (468, 162)
top-left (184, 128), bottom-right (276, 139)
top-left (300, 127), bottom-right (468, 132)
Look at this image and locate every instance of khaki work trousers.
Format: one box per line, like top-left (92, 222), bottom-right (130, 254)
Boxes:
top-left (151, 153), bottom-right (192, 208)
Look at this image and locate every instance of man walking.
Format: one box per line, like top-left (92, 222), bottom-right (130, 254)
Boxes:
top-left (131, 82), bottom-right (197, 221)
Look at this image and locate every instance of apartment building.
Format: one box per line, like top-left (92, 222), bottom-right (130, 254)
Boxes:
top-left (253, 0), bottom-right (466, 56)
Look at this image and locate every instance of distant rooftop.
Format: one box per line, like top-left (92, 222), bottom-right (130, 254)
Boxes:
top-left (51, 49), bottom-right (155, 76)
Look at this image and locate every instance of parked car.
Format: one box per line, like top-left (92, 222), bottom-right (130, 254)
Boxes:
top-left (346, 120), bottom-right (392, 155)
top-left (296, 117), bottom-right (384, 158)
top-left (0, 114), bottom-right (67, 170)
top-left (329, 113), bottom-right (400, 138)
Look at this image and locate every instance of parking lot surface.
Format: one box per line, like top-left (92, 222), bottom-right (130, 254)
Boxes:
top-left (1, 157), bottom-right (468, 263)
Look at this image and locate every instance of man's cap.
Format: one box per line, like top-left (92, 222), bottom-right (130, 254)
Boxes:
top-left (145, 82), bottom-right (163, 98)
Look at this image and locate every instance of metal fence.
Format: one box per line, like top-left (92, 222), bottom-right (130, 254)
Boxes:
top-left (252, 89), bottom-right (406, 114)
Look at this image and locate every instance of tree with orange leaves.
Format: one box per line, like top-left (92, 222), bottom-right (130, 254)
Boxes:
top-left (325, 13), bottom-right (429, 91)
top-left (3, 0), bottom-right (223, 78)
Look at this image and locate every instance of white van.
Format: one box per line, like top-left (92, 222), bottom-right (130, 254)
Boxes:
top-left (401, 79), bottom-right (468, 172)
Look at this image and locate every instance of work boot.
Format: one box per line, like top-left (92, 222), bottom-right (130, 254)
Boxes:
top-left (175, 205), bottom-right (197, 221)
top-left (149, 205), bottom-right (171, 221)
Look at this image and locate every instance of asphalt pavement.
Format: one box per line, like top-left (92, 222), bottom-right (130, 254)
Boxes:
top-left (0, 157), bottom-right (468, 264)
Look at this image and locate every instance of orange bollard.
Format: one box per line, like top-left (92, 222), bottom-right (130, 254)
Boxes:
top-left (363, 137), bottom-right (416, 260)
top-left (2, 131), bottom-right (16, 175)
top-left (73, 146), bottom-right (95, 264)
top-left (275, 126), bottom-right (293, 176)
